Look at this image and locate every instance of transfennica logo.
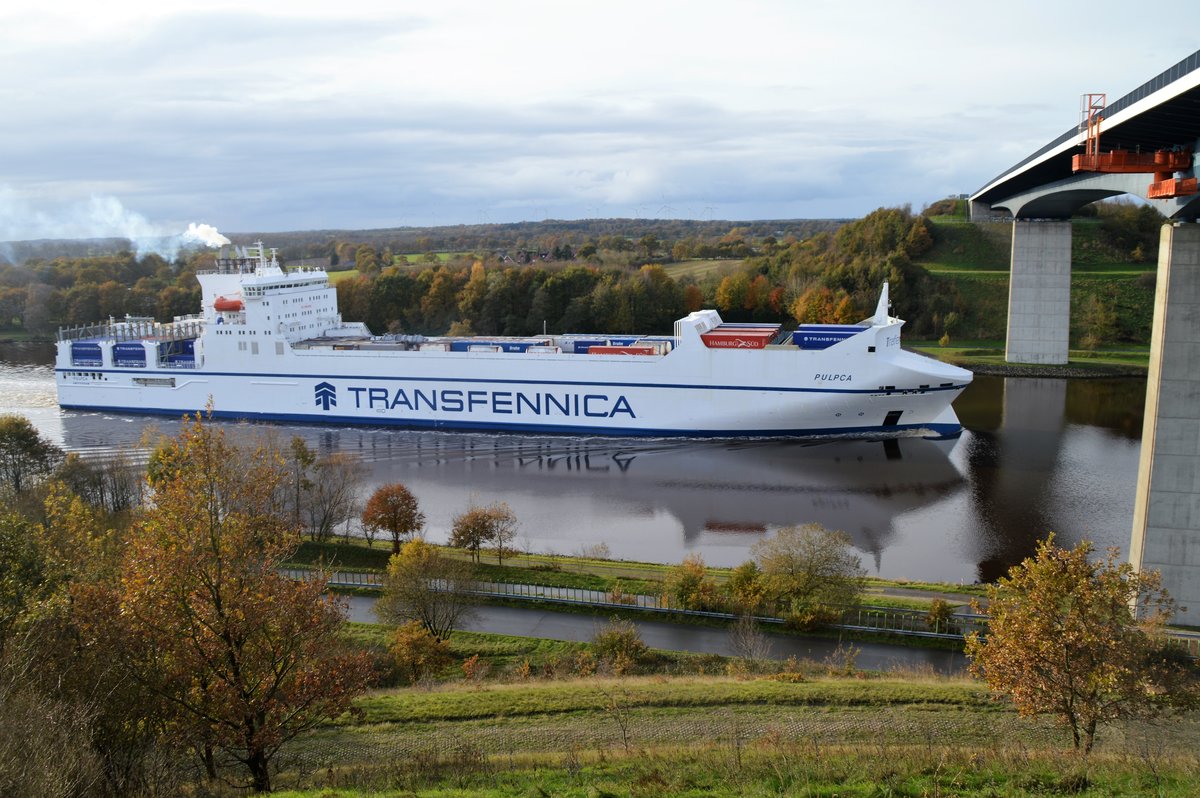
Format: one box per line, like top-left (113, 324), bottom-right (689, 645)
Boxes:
top-left (314, 381), bottom-right (337, 411)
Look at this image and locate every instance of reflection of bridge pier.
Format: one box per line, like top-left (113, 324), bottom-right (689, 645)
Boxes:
top-left (1131, 223), bottom-right (1200, 624)
top-left (968, 51), bottom-right (1200, 619)
top-left (967, 377), bottom-right (1068, 582)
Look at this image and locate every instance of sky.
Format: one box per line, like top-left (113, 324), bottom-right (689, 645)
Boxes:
top-left (0, 0), bottom-right (1195, 243)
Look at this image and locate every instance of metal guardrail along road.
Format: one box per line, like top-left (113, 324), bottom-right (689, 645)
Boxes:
top-left (281, 566), bottom-right (1200, 655)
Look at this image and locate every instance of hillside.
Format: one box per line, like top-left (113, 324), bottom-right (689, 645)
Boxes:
top-left (915, 208), bottom-right (1158, 349)
top-left (272, 669), bottom-right (1200, 796)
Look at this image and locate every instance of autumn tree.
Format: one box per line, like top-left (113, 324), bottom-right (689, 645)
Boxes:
top-left (79, 415), bottom-right (373, 792)
top-left (449, 501), bottom-right (519, 564)
top-left (726, 560), bottom-right (767, 614)
top-left (376, 539), bottom-right (476, 640)
top-left (449, 505), bottom-right (490, 563)
top-left (0, 414), bottom-right (63, 497)
top-left (362, 482), bottom-right (425, 554)
top-left (286, 436), bottom-right (316, 529)
top-left (966, 538), bottom-right (1197, 754)
top-left (752, 524), bottom-right (866, 628)
top-left (664, 553), bottom-right (721, 611)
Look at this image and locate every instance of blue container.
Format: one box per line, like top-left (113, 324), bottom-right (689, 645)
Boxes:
top-left (71, 342), bottom-right (103, 366)
top-left (112, 342), bottom-right (146, 367)
top-left (792, 325), bottom-right (864, 350)
top-left (608, 337), bottom-right (639, 346)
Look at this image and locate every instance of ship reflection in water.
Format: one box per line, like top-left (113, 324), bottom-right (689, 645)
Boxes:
top-left (57, 408), bottom-right (965, 576)
top-left (40, 372), bottom-right (1143, 584)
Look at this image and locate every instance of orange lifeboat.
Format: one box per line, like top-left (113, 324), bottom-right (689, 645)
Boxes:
top-left (214, 295), bottom-right (244, 312)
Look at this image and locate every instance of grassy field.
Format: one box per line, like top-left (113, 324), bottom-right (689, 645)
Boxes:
top-left (662, 258), bottom-right (742, 281)
top-left (326, 268), bottom-right (361, 284)
top-left (908, 340), bottom-right (1150, 371)
top-left (266, 672), bottom-right (1200, 796)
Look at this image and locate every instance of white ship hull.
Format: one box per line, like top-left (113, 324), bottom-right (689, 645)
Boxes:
top-left (55, 245), bottom-right (972, 438)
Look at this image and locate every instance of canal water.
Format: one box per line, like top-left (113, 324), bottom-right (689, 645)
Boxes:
top-left (0, 340), bottom-right (1144, 585)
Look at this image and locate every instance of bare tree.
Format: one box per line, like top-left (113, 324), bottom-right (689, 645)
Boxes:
top-left (729, 614), bottom-right (773, 663)
top-left (301, 453), bottom-right (365, 543)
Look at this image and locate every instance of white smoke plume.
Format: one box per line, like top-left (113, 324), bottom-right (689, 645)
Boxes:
top-left (0, 188), bottom-right (230, 262)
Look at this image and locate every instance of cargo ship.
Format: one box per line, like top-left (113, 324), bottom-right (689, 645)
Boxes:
top-left (54, 243), bottom-right (972, 438)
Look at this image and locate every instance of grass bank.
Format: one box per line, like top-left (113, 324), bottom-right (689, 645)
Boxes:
top-left (270, 672), bottom-right (1200, 796)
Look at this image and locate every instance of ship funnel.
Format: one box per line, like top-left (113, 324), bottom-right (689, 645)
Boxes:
top-left (873, 282), bottom-right (890, 325)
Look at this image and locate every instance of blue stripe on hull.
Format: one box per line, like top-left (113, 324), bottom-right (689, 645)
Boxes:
top-left (60, 403), bottom-right (963, 440)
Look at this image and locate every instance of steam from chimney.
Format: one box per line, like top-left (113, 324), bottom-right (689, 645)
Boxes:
top-left (180, 222), bottom-right (231, 249)
top-left (0, 188), bottom-right (231, 262)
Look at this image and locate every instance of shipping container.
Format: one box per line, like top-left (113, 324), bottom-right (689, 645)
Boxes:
top-left (561, 338), bottom-right (606, 353)
top-left (792, 324), bottom-right (864, 349)
top-left (112, 342), bottom-right (146, 367)
top-left (71, 342), bottom-right (103, 367)
top-left (586, 345), bottom-right (657, 355)
top-left (701, 331), bottom-right (774, 349)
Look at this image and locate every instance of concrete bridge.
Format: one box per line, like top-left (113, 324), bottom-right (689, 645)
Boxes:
top-left (969, 50), bottom-right (1200, 623)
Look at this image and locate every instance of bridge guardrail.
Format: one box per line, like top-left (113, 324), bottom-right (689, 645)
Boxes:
top-left (284, 566), bottom-right (1198, 655)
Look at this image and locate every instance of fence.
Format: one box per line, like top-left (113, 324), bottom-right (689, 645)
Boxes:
top-left (283, 565), bottom-right (1200, 655)
top-left (283, 567), bottom-right (983, 641)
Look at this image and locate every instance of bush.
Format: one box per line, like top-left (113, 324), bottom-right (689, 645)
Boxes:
top-left (926, 598), bottom-right (956, 633)
top-left (664, 553), bottom-right (722, 611)
top-left (392, 621), bottom-right (453, 684)
top-left (591, 617), bottom-right (649, 670)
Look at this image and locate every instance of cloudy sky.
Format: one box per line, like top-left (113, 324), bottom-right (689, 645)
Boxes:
top-left (0, 1), bottom-right (1194, 241)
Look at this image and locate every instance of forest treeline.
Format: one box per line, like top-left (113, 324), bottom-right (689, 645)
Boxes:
top-left (0, 202), bottom-right (1165, 342)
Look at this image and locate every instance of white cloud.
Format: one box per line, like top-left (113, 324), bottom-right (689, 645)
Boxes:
top-left (0, 1), bottom-right (1194, 235)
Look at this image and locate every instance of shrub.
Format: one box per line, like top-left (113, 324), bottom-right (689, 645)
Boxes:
top-left (460, 654), bottom-right (489, 683)
top-left (592, 617), bottom-right (649, 670)
top-left (664, 553), bottom-right (722, 611)
top-left (391, 621), bottom-right (452, 684)
top-left (926, 598), bottom-right (956, 633)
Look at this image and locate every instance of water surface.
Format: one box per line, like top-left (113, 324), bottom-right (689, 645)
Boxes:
top-left (0, 341), bottom-right (1144, 584)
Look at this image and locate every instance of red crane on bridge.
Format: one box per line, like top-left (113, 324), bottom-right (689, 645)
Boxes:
top-left (1071, 92), bottom-right (1198, 199)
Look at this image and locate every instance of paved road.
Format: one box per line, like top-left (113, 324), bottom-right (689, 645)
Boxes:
top-left (344, 595), bottom-right (966, 675)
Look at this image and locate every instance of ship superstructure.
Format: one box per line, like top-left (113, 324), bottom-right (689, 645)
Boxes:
top-left (56, 243), bottom-right (973, 437)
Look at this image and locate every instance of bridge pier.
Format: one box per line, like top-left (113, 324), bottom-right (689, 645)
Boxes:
top-left (1005, 220), bottom-right (1071, 365)
top-left (1131, 222), bottom-right (1200, 624)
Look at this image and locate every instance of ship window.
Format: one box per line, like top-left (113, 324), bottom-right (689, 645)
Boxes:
top-left (275, 342), bottom-right (284, 355)
top-left (251, 342), bottom-right (259, 355)
top-left (867, 346), bottom-right (876, 353)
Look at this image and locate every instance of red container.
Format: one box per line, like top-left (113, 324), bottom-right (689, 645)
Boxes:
top-left (701, 331), bottom-right (773, 349)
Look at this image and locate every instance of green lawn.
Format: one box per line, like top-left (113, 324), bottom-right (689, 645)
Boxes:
top-left (326, 268), bottom-right (361, 284)
top-left (662, 258), bottom-right (742, 281)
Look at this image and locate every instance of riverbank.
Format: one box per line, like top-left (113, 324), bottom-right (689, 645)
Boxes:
top-left (909, 342), bottom-right (1149, 378)
top-left (272, 672), bottom-right (1200, 797)
top-left (289, 539), bottom-right (986, 611)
